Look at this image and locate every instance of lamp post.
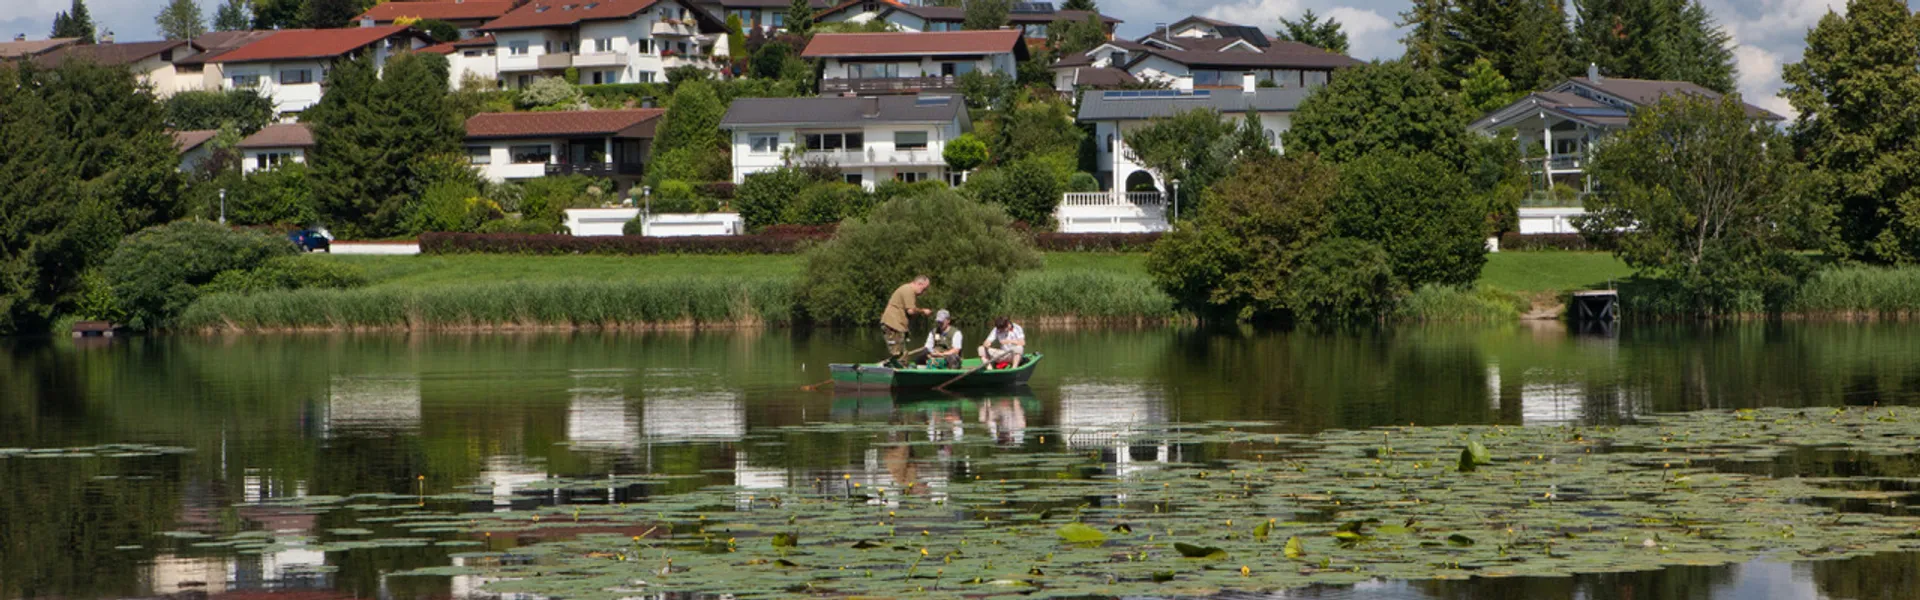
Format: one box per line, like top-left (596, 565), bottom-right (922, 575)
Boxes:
top-left (1169, 179), bottom-right (1180, 223)
top-left (218, 189), bottom-right (226, 225)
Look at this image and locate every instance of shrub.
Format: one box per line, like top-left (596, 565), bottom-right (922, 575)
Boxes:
top-left (476, 217), bottom-right (559, 234)
top-left (202, 255), bottom-right (370, 295)
top-left (162, 89), bottom-right (272, 134)
top-left (1332, 151), bottom-right (1489, 288)
top-left (649, 195), bottom-right (720, 214)
top-left (1285, 237), bottom-right (1403, 326)
top-left (1148, 155), bottom-right (1340, 321)
top-left (410, 180), bottom-right (501, 233)
top-left (1066, 172), bottom-right (1099, 193)
top-left (227, 161), bottom-right (318, 226)
top-left (1498, 233), bottom-right (1592, 251)
top-left (521, 175), bottom-right (615, 230)
top-left (736, 168), bottom-right (811, 231)
top-left (104, 220), bottom-right (295, 330)
top-left (962, 158), bottom-right (1063, 229)
top-left (418, 232), bottom-right (828, 255)
top-left (698, 181), bottom-right (737, 200)
top-left (1032, 232), bottom-right (1162, 252)
top-left (873, 179), bottom-right (948, 204)
top-left (517, 77), bottom-right (583, 110)
top-left (944, 133), bottom-right (989, 171)
top-left (784, 183), bottom-right (872, 225)
top-left (623, 214), bottom-right (646, 236)
top-left (799, 191), bottom-right (1043, 325)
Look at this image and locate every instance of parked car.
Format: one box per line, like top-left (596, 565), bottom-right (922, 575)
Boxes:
top-left (289, 228), bottom-right (332, 253)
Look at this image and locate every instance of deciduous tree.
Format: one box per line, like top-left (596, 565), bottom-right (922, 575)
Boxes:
top-left (964, 0), bottom-right (1011, 30)
top-left (1782, 0), bottom-right (1920, 264)
top-left (1284, 61), bottom-right (1472, 166)
top-left (304, 0), bottom-right (361, 28)
top-left (156, 0), bottom-right (208, 40)
top-left (1332, 151), bottom-right (1490, 288)
top-left (162, 89), bottom-right (273, 134)
top-left (251, 0), bottom-right (306, 30)
top-left (1458, 57), bottom-right (1520, 114)
top-left (1275, 9), bottom-right (1348, 54)
top-left (1049, 14), bottom-right (1109, 56)
top-left (1147, 155), bottom-right (1340, 321)
top-left (1122, 108), bottom-right (1237, 214)
top-left (943, 133), bottom-right (988, 172)
top-left (214, 0), bottom-right (251, 31)
top-left (799, 191), bottom-right (1042, 325)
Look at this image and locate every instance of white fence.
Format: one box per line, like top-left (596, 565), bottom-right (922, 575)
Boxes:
top-left (563, 208), bottom-right (744, 237)
top-left (1517, 207), bottom-right (1587, 235)
top-left (1055, 192), bottom-right (1170, 233)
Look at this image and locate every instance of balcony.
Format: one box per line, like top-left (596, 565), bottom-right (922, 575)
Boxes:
top-left (574, 52), bottom-right (629, 68)
top-left (652, 20), bottom-right (698, 37)
top-left (820, 76), bottom-right (958, 96)
top-left (537, 53), bottom-right (573, 69)
top-left (547, 162), bottom-right (645, 178)
top-left (798, 148), bottom-right (943, 168)
top-left (662, 54), bottom-right (720, 69)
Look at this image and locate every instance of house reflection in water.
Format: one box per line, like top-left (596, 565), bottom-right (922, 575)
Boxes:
top-left (1058, 382), bottom-right (1172, 480)
top-left (322, 374), bottom-right (421, 436)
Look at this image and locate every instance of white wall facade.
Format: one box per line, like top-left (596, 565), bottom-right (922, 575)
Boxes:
top-left (219, 39), bottom-right (419, 117)
top-left (494, 4), bottom-right (727, 90)
top-left (729, 121), bottom-right (961, 190)
top-left (448, 47), bottom-right (500, 87)
top-left (1093, 110), bottom-right (1290, 191)
top-left (240, 147), bottom-right (306, 174)
top-left (819, 53), bottom-right (1012, 80)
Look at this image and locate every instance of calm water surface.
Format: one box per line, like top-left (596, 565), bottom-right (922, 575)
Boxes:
top-left (6, 323), bottom-right (1920, 599)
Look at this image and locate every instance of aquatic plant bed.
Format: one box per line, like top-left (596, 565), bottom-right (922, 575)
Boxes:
top-left (210, 408), bottom-right (1920, 597)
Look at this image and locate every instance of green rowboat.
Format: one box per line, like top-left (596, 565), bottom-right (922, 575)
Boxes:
top-left (830, 354), bottom-right (1043, 390)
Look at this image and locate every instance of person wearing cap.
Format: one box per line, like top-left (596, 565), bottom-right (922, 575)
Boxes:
top-left (922, 310), bottom-right (963, 369)
top-left (880, 275), bottom-right (932, 365)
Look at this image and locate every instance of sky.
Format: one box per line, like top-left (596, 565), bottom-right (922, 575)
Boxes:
top-left (0, 0), bottom-right (1905, 117)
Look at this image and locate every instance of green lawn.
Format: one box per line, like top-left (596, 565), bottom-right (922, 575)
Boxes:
top-left (325, 251), bottom-right (1617, 294)
top-left (1477, 251), bottom-right (1633, 293)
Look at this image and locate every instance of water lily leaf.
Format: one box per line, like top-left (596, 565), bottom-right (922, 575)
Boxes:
top-left (1459, 448), bottom-right (1478, 473)
top-left (1467, 440), bottom-right (1492, 465)
top-left (772, 533), bottom-right (797, 548)
top-left (850, 540), bottom-right (883, 549)
top-left (1174, 542), bottom-right (1227, 560)
top-left (1253, 520), bottom-right (1273, 541)
top-left (1448, 534), bottom-right (1476, 547)
top-left (1283, 536), bottom-right (1306, 559)
top-left (1056, 523), bottom-right (1107, 547)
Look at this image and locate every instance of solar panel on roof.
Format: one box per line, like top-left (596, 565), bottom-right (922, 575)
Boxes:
top-left (915, 96), bottom-right (952, 106)
top-left (1214, 25), bottom-right (1271, 47)
top-left (1010, 2), bottom-right (1055, 13)
top-left (1100, 89), bottom-right (1209, 100)
top-left (1562, 107), bottom-right (1628, 117)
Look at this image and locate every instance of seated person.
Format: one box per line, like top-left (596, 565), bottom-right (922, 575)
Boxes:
top-left (922, 310), bottom-right (963, 369)
top-left (977, 316), bottom-right (1026, 370)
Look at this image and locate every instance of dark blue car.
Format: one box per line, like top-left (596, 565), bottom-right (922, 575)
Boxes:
top-left (288, 228), bottom-right (332, 253)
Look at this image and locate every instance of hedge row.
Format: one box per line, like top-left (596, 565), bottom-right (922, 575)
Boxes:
top-left (419, 232), bottom-right (829, 255)
top-left (1498, 233), bottom-right (1593, 252)
top-left (419, 231), bottom-right (1166, 255)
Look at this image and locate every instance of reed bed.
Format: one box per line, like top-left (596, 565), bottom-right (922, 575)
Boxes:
top-left (1784, 266), bottom-right (1920, 319)
top-left (997, 270), bottom-right (1180, 323)
top-left (177, 278), bottom-right (796, 332)
top-left (1394, 284), bottom-right (1531, 323)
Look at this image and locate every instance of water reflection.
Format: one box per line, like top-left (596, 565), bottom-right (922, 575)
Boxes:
top-left (12, 324), bottom-right (1920, 599)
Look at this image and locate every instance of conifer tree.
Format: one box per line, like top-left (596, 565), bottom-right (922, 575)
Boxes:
top-left (51, 0), bottom-right (97, 43)
top-left (785, 0), bottom-right (814, 34)
top-left (1061, 0), bottom-right (1096, 12)
top-left (214, 0), bottom-right (251, 31)
top-left (1276, 9), bottom-right (1349, 54)
top-left (308, 52), bottom-right (464, 238)
top-left (1572, 0), bottom-right (1735, 92)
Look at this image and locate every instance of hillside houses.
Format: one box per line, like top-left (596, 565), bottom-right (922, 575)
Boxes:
top-left (209, 27), bottom-right (434, 117)
top-left (477, 0), bottom-right (732, 88)
top-left (803, 30), bottom-right (1026, 96)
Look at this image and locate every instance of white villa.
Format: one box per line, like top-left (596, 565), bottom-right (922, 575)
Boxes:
top-left (720, 95), bottom-right (970, 189)
top-left (477, 0), bottom-right (732, 89)
top-left (1054, 15), bottom-right (1360, 92)
top-left (802, 30), bottom-right (1025, 96)
top-left (208, 26), bottom-right (433, 118)
top-left (357, 0), bottom-right (517, 39)
top-left (424, 35), bottom-right (503, 87)
top-left (237, 123), bottom-right (314, 174)
top-left (464, 109), bottom-right (666, 194)
top-left (690, 0), bottom-right (832, 31)
top-left (815, 0), bottom-right (1120, 43)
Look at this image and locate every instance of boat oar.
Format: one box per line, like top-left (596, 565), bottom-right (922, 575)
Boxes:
top-left (933, 349), bottom-right (1012, 392)
top-left (803, 347), bottom-right (928, 391)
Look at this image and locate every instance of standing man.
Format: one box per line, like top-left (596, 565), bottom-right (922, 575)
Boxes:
top-left (880, 275), bottom-right (932, 366)
top-left (923, 310), bottom-right (963, 369)
top-left (977, 316), bottom-right (1026, 370)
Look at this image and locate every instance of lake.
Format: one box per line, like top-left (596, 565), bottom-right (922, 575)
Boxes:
top-left (5, 323), bottom-right (1920, 599)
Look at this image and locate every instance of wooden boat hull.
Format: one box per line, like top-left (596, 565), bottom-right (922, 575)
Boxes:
top-left (829, 354), bottom-right (1043, 390)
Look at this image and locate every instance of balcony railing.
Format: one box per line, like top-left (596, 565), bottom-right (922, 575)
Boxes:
top-left (1524, 154), bottom-right (1588, 173)
top-left (547, 162), bottom-right (644, 177)
top-left (798, 148), bottom-right (943, 167)
top-left (820, 76), bottom-right (959, 95)
top-left (652, 20), bottom-right (698, 36)
top-left (537, 53), bottom-right (573, 69)
top-left (1060, 191), bottom-right (1166, 209)
top-left (574, 52), bottom-right (629, 68)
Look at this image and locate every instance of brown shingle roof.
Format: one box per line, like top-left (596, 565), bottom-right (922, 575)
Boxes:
top-left (210, 26), bottom-right (422, 64)
top-left (465, 109), bottom-right (666, 139)
top-left (172, 129), bottom-right (221, 153)
top-left (1061, 67), bottom-right (1137, 88)
top-left (358, 0), bottom-right (517, 22)
top-left (179, 30), bottom-right (280, 65)
top-left (1567, 76), bottom-right (1784, 120)
top-left (238, 123), bottom-right (316, 149)
top-left (1128, 40), bottom-right (1362, 70)
top-left (454, 34), bottom-right (498, 47)
top-left (33, 40), bottom-right (198, 67)
top-left (817, 0), bottom-right (1119, 24)
top-left (802, 30), bottom-right (1026, 58)
top-left (0, 38), bottom-right (79, 59)
top-left (478, 0), bottom-right (655, 31)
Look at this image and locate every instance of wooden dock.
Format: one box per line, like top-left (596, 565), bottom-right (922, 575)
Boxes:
top-left (1570, 290), bottom-right (1618, 322)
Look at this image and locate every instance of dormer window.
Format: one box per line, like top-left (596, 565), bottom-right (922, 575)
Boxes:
top-left (535, 5), bottom-right (549, 12)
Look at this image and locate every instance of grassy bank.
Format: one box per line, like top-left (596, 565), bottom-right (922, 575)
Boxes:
top-left (179, 252), bottom-right (1627, 332)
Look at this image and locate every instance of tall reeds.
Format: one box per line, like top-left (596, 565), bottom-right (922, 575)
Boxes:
top-left (177, 278), bottom-right (796, 332)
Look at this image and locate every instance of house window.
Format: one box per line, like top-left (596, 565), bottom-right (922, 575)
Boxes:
top-left (604, 71), bottom-right (621, 84)
top-left (280, 69), bottom-right (313, 84)
top-left (464, 50), bottom-right (482, 57)
top-left (161, 49), bottom-right (173, 61)
top-left (729, 9), bottom-right (754, 24)
top-left (509, 41), bottom-right (529, 55)
top-left (230, 74), bottom-right (261, 88)
top-left (1022, 24), bottom-right (1048, 38)
top-left (895, 171), bottom-right (930, 183)
top-left (939, 62), bottom-right (974, 77)
top-left (804, 132), bottom-right (864, 151)
top-left (510, 144), bottom-right (552, 164)
top-left (255, 152), bottom-right (292, 170)
top-left (849, 63), bottom-right (900, 78)
top-left (591, 71), bottom-right (604, 84)
top-left (844, 173), bottom-right (863, 186)
top-left (467, 146), bottom-right (492, 165)
top-left (769, 11), bottom-right (785, 27)
top-left (894, 131), bottom-right (928, 151)
top-left (593, 38), bottom-right (613, 53)
top-left (1193, 70), bottom-right (1222, 86)
top-left (1274, 69), bottom-right (1301, 87)
top-left (1303, 70), bottom-right (1328, 88)
top-left (748, 133), bottom-right (779, 153)
top-left (637, 71), bottom-right (656, 83)
top-left (635, 39), bottom-right (652, 54)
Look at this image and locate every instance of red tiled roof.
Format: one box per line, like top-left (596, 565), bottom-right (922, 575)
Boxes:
top-left (420, 42), bottom-right (458, 54)
top-left (358, 0), bottom-right (516, 22)
top-left (479, 0), bottom-right (658, 31)
top-left (802, 30), bottom-right (1024, 58)
top-left (453, 34), bottom-right (497, 47)
top-left (172, 129), bottom-right (220, 153)
top-left (33, 40), bottom-right (198, 67)
top-left (465, 109), bottom-right (666, 139)
top-left (238, 123), bottom-right (316, 149)
top-left (210, 26), bottom-right (422, 63)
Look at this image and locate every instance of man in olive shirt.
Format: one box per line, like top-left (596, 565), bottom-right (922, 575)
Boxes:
top-left (881, 275), bottom-right (932, 365)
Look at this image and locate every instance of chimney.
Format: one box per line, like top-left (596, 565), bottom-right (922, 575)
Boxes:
top-left (1242, 72), bottom-right (1255, 94)
top-left (1154, 22), bottom-right (1166, 38)
top-left (1588, 62), bottom-right (1601, 84)
top-left (13, 34), bottom-right (25, 42)
top-left (862, 96), bottom-right (881, 118)
top-left (100, 31), bottom-right (114, 44)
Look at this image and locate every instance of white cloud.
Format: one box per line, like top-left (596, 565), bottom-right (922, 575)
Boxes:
top-left (1733, 44), bottom-right (1794, 118)
top-left (1322, 6), bottom-right (1397, 60)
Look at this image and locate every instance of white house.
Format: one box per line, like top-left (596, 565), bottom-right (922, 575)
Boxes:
top-left (815, 0), bottom-right (1120, 42)
top-left (1054, 15), bottom-right (1360, 92)
top-left (33, 39), bottom-right (206, 97)
top-left (1062, 83), bottom-right (1307, 232)
top-left (690, 0), bottom-right (832, 32)
top-left (477, 0), bottom-right (731, 89)
top-left (173, 30), bottom-right (279, 93)
top-left (1470, 66), bottom-right (1786, 204)
top-left (720, 95), bottom-right (969, 189)
top-left (802, 30), bottom-right (1025, 96)
top-left (237, 123), bottom-right (314, 174)
top-left (172, 129), bottom-right (220, 173)
top-left (423, 34), bottom-right (502, 87)
top-left (357, 0), bottom-right (517, 39)
top-left (464, 109), bottom-right (666, 195)
top-left (208, 26), bottom-right (433, 118)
